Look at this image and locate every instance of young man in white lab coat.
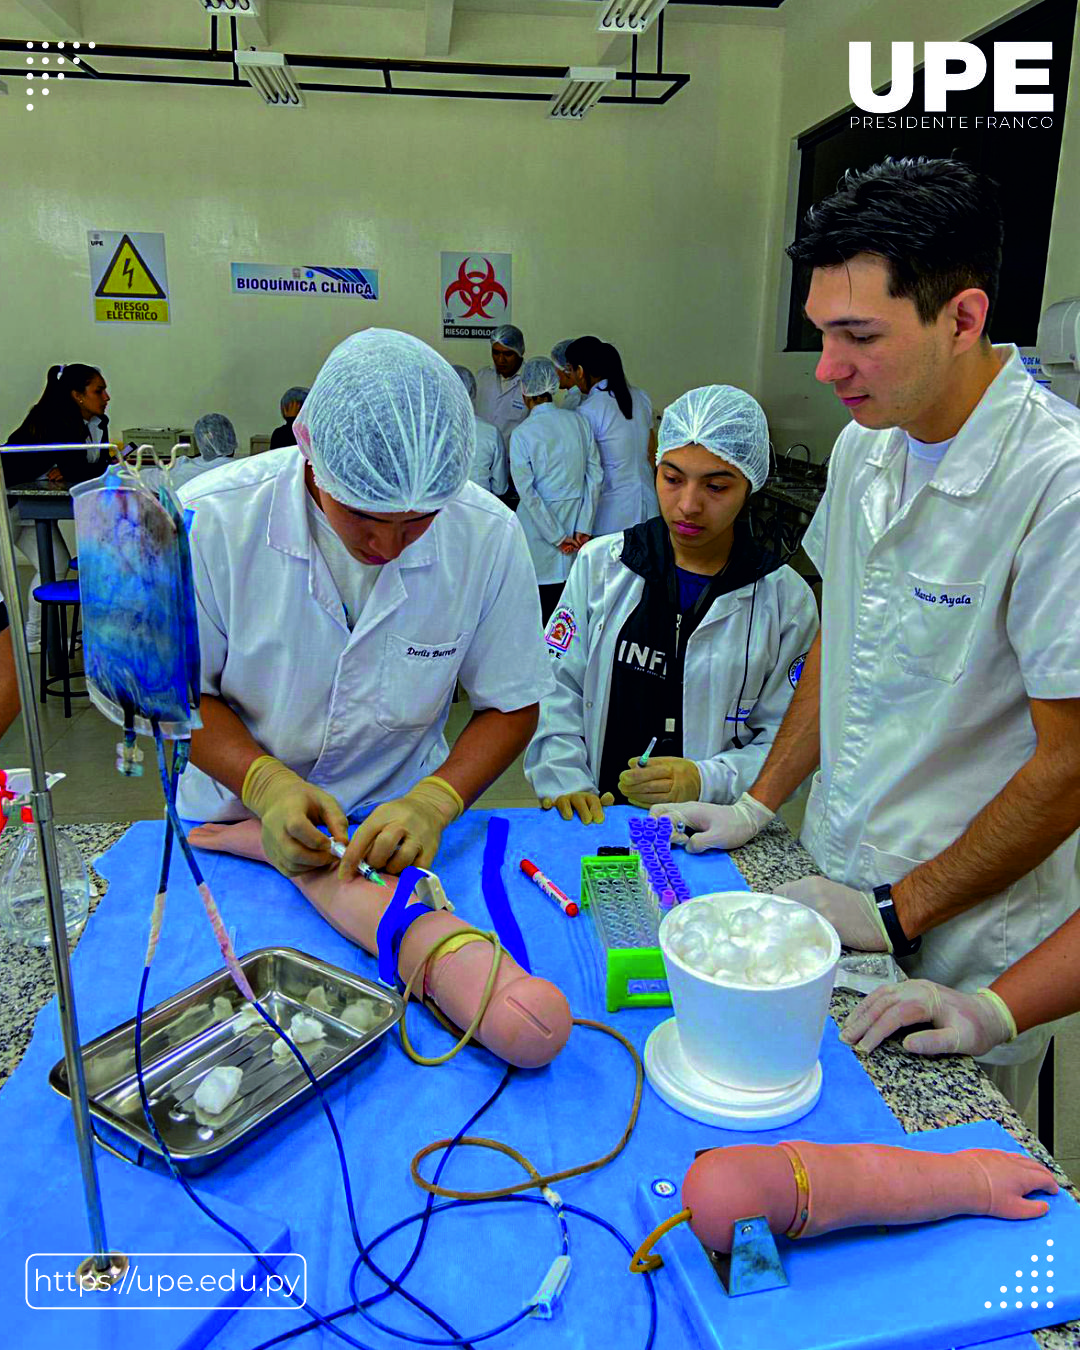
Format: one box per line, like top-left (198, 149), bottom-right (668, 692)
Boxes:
top-left (177, 329), bottom-right (552, 880)
top-left (526, 386), bottom-right (818, 824)
top-left (658, 158), bottom-right (1080, 1112)
top-left (508, 356), bottom-right (602, 622)
top-left (473, 324), bottom-right (528, 447)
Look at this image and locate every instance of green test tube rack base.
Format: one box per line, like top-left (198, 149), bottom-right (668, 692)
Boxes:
top-left (580, 855), bottom-right (672, 1012)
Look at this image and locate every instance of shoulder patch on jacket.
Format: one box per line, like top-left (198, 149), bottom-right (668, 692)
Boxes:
top-left (789, 653), bottom-right (807, 688)
top-left (545, 605), bottom-right (577, 656)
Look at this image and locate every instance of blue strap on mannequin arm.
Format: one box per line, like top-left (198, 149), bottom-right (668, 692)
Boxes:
top-left (482, 816), bottom-right (531, 974)
top-left (375, 866), bottom-right (428, 989)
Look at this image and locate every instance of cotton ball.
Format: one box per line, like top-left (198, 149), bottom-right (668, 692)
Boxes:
top-left (342, 1000), bottom-right (381, 1033)
top-left (757, 899), bottom-right (787, 925)
top-left (272, 1036), bottom-right (293, 1062)
top-left (305, 985), bottom-right (333, 1014)
top-left (679, 933), bottom-right (708, 969)
top-left (728, 908), bottom-right (764, 944)
top-left (194, 1065), bottom-right (243, 1115)
top-left (231, 1004), bottom-right (262, 1034)
top-left (783, 906), bottom-right (824, 943)
top-left (289, 1012), bottom-right (325, 1045)
top-left (749, 960), bottom-right (786, 986)
top-left (212, 995), bottom-right (233, 1021)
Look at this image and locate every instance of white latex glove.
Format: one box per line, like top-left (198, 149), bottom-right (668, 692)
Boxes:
top-left (773, 875), bottom-right (891, 952)
top-left (650, 792), bottom-right (774, 853)
top-left (840, 981), bottom-right (1018, 1057)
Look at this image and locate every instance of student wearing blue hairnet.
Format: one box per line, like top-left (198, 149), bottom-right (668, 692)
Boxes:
top-left (525, 386), bottom-right (818, 824)
top-left (178, 329), bottom-right (552, 878)
top-left (453, 365), bottom-right (508, 497)
top-left (509, 357), bottom-right (602, 622)
top-left (474, 325), bottom-right (528, 446)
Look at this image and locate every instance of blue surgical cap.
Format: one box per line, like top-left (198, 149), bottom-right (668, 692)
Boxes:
top-left (491, 325), bottom-right (524, 356)
top-left (193, 413), bottom-right (238, 462)
top-left (452, 364), bottom-right (477, 401)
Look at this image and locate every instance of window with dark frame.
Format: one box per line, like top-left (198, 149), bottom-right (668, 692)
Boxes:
top-left (786, 0), bottom-right (1077, 353)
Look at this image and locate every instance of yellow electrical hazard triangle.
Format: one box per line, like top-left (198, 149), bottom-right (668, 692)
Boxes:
top-left (95, 234), bottom-right (166, 300)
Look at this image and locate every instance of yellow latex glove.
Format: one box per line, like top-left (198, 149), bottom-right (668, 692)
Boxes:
top-left (618, 756), bottom-right (701, 807)
top-left (341, 775), bottom-right (464, 877)
top-left (540, 791), bottom-right (615, 824)
top-left (241, 755), bottom-right (349, 877)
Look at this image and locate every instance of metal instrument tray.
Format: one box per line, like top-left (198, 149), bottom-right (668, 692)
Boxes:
top-left (49, 946), bottom-right (403, 1174)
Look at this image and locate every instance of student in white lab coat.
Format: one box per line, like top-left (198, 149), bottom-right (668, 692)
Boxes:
top-left (473, 325), bottom-right (528, 446)
top-left (178, 329), bottom-right (552, 879)
top-left (656, 158), bottom-right (1080, 1112)
top-left (508, 357), bottom-right (602, 622)
top-left (525, 385), bottom-right (818, 824)
top-left (452, 365), bottom-right (508, 497)
top-left (139, 413), bottom-right (238, 492)
top-left (565, 337), bottom-right (657, 535)
top-left (550, 339), bottom-right (582, 412)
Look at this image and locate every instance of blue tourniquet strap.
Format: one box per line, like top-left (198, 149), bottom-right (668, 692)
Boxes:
top-left (375, 865), bottom-right (428, 989)
top-left (482, 816), bottom-right (531, 974)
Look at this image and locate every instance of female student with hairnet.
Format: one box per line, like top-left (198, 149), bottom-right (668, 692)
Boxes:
top-left (565, 336), bottom-right (657, 536)
top-left (509, 357), bottom-right (602, 622)
top-left (177, 328), bottom-right (552, 878)
top-left (452, 365), bottom-right (508, 497)
top-left (525, 386), bottom-right (819, 823)
top-left (550, 340), bottom-right (583, 412)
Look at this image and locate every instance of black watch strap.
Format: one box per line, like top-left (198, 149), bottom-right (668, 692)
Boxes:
top-left (873, 883), bottom-right (922, 957)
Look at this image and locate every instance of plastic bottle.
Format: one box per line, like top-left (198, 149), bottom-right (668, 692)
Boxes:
top-left (0, 804), bottom-right (90, 947)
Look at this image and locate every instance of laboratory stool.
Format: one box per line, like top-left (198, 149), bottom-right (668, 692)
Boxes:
top-left (33, 579), bottom-right (87, 719)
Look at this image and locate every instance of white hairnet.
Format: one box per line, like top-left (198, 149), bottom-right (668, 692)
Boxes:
top-left (550, 340), bottom-right (575, 372)
top-left (491, 324), bottom-right (524, 356)
top-left (520, 357), bottom-right (560, 399)
top-left (452, 364), bottom-right (477, 401)
top-left (657, 385), bottom-right (770, 493)
top-left (193, 413), bottom-right (238, 461)
top-left (280, 386), bottom-right (309, 414)
top-left (294, 329), bottom-right (475, 512)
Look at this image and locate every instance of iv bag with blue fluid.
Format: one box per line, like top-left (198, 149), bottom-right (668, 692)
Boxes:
top-left (70, 459), bottom-right (202, 742)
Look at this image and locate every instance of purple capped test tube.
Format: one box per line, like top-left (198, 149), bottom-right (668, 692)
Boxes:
top-left (659, 887), bottom-right (676, 910)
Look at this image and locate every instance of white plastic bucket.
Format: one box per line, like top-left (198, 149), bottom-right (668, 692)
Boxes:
top-left (659, 891), bottom-right (840, 1091)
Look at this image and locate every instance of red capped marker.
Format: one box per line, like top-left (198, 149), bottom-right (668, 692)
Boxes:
top-left (520, 858), bottom-right (578, 917)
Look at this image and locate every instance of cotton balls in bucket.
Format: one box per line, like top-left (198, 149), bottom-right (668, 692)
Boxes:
top-left (664, 894), bottom-right (833, 987)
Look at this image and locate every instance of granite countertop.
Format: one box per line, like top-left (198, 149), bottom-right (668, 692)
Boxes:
top-left (1, 818), bottom-right (1077, 1347)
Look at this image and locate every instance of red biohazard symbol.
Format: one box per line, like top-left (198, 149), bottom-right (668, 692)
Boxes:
top-left (444, 257), bottom-right (508, 320)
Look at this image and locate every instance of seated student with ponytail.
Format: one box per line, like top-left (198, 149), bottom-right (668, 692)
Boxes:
top-left (4, 363), bottom-right (111, 652)
top-left (524, 386), bottom-right (819, 824)
top-left (565, 336), bottom-right (657, 536)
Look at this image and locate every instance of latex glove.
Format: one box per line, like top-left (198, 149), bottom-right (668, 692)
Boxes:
top-left (540, 791), bottom-right (615, 824)
top-left (840, 980), bottom-right (1017, 1057)
top-left (343, 775), bottom-right (464, 876)
top-left (619, 756), bottom-right (701, 808)
top-left (241, 755), bottom-right (349, 878)
top-left (774, 875), bottom-right (891, 952)
top-left (650, 792), bottom-right (774, 853)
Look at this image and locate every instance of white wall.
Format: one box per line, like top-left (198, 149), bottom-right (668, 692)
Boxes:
top-left (0, 1), bottom-right (783, 455)
top-left (756, 0), bottom-right (1080, 458)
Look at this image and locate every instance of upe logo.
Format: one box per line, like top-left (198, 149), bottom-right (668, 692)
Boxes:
top-left (849, 41), bottom-right (1052, 113)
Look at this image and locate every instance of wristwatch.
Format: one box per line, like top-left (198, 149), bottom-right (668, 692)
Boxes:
top-left (872, 883), bottom-right (921, 957)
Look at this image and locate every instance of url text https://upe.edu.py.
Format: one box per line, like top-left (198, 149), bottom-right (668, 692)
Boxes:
top-left (25, 1251), bottom-right (307, 1310)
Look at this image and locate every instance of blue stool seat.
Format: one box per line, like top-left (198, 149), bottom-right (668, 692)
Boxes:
top-left (32, 578), bottom-right (85, 718)
top-left (69, 556), bottom-right (78, 572)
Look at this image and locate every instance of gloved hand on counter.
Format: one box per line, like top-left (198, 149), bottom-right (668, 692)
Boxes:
top-left (540, 790), bottom-right (615, 824)
top-left (650, 791), bottom-right (774, 852)
top-left (241, 755), bottom-right (348, 877)
top-left (342, 775), bottom-right (464, 877)
top-left (619, 756), bottom-right (701, 808)
top-left (774, 875), bottom-right (891, 952)
top-left (841, 979), bottom-right (1018, 1057)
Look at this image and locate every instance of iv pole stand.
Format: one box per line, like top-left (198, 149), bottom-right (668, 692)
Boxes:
top-left (0, 447), bottom-right (125, 1288)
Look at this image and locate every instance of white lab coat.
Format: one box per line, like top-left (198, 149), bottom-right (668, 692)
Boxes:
top-left (577, 380), bottom-right (658, 536)
top-left (474, 367), bottom-right (527, 445)
top-left (524, 532), bottom-right (819, 803)
top-left (469, 416), bottom-right (508, 497)
top-left (509, 404), bottom-right (603, 585)
top-left (801, 345), bottom-right (1080, 1066)
top-left (140, 456), bottom-right (233, 494)
top-left (176, 448), bottom-right (553, 822)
